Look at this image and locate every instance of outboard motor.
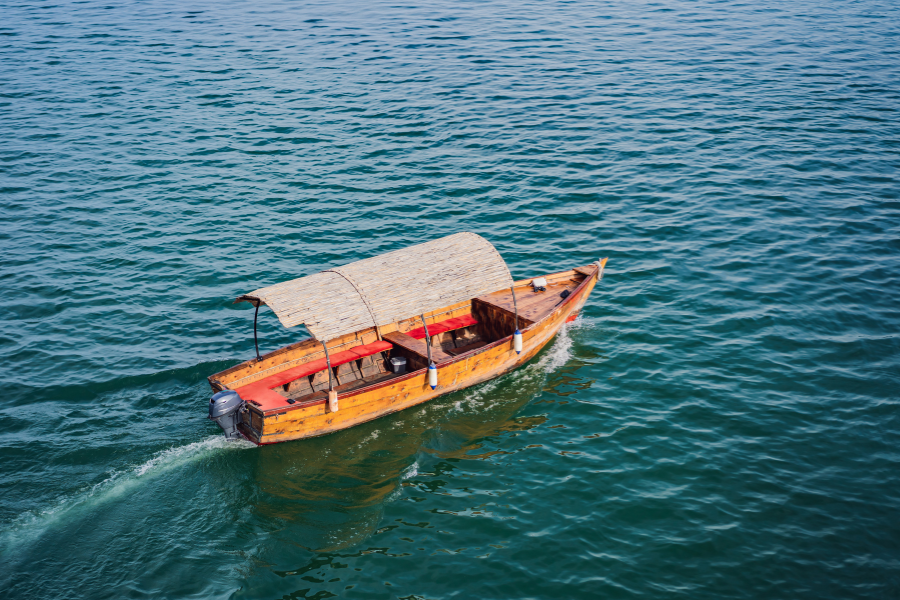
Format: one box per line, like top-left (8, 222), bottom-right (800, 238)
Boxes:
top-left (209, 390), bottom-right (244, 440)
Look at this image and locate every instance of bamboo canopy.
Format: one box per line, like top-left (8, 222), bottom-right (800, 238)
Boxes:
top-left (235, 232), bottom-right (514, 341)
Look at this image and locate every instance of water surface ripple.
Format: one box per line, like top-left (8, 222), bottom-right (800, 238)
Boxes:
top-left (1, 0), bottom-right (899, 598)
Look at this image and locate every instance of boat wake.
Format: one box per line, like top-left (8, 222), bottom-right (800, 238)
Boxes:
top-left (401, 461), bottom-right (419, 480)
top-left (0, 436), bottom-right (253, 558)
top-left (536, 320), bottom-right (578, 372)
top-left (449, 319), bottom-right (581, 413)
top-left (513, 320), bottom-right (580, 384)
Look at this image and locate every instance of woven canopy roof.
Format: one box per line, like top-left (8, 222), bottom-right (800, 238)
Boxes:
top-left (235, 232), bottom-right (513, 341)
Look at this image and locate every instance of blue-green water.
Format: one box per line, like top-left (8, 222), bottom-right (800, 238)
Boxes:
top-left (2, 0), bottom-right (899, 597)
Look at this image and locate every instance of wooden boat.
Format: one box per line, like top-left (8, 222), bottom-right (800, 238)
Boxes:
top-left (207, 233), bottom-right (607, 445)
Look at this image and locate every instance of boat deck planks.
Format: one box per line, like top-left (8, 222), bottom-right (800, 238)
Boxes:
top-left (476, 279), bottom-right (580, 324)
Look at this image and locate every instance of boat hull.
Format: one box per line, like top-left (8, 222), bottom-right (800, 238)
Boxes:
top-left (236, 265), bottom-right (600, 445)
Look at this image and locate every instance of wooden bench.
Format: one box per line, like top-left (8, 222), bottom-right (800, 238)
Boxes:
top-left (235, 340), bottom-right (392, 411)
top-left (383, 331), bottom-right (451, 370)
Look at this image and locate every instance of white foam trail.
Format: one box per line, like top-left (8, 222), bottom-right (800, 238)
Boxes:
top-left (453, 376), bottom-right (503, 411)
top-left (386, 460), bottom-right (420, 504)
top-left (513, 321), bottom-right (577, 384)
top-left (357, 429), bottom-right (380, 448)
top-left (449, 322), bottom-right (578, 414)
top-left (401, 461), bottom-right (419, 480)
top-left (0, 436), bottom-right (253, 556)
top-left (535, 322), bottom-right (574, 373)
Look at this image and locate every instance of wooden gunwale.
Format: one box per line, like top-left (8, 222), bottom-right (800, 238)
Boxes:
top-left (243, 263), bottom-right (600, 431)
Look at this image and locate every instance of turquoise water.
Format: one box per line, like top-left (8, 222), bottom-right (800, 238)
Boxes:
top-left (2, 0), bottom-right (899, 597)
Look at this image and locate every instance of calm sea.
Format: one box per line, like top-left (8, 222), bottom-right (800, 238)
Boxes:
top-left (2, 0), bottom-right (899, 598)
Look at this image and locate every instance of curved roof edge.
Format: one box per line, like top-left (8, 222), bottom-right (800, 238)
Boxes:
top-left (236, 232), bottom-right (513, 341)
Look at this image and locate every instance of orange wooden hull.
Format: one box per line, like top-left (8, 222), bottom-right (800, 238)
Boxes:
top-left (236, 265), bottom-right (600, 445)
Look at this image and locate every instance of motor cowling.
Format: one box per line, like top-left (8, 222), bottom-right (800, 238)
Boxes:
top-left (209, 390), bottom-right (244, 440)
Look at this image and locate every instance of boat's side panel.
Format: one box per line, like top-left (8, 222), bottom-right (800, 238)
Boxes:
top-left (247, 266), bottom-right (599, 445)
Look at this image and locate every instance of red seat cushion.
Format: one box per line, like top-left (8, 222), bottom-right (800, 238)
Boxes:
top-left (235, 340), bottom-right (392, 411)
top-left (406, 314), bottom-right (479, 340)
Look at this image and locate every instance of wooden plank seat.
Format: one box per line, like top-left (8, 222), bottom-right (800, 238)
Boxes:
top-left (405, 314), bottom-right (479, 340)
top-left (383, 331), bottom-right (452, 369)
top-left (235, 340), bottom-right (392, 411)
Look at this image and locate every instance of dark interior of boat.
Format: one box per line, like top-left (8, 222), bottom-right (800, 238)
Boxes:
top-left (272, 273), bottom-right (586, 408)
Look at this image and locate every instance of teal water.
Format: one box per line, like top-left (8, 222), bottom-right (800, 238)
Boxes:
top-left (2, 0), bottom-right (899, 597)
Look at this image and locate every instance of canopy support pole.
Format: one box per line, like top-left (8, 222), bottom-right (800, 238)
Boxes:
top-left (510, 286), bottom-right (520, 331)
top-left (326, 267), bottom-right (383, 341)
top-left (253, 302), bottom-right (261, 362)
top-left (420, 314), bottom-right (433, 365)
top-left (322, 341), bottom-right (334, 391)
